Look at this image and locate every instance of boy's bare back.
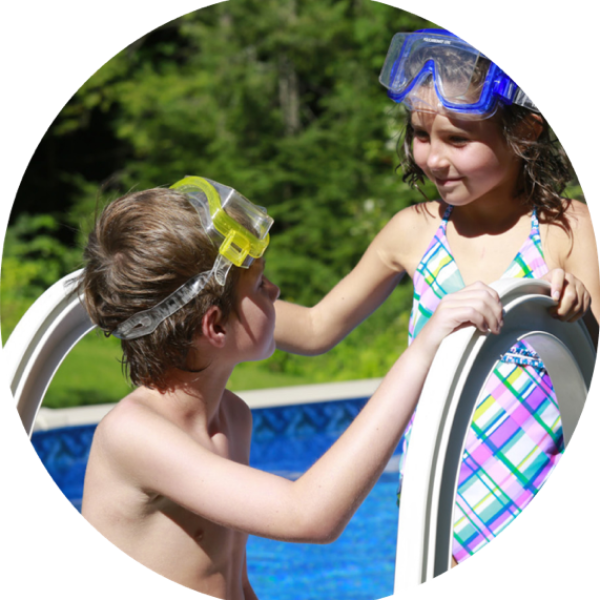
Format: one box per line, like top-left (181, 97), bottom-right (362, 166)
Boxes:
top-left (82, 387), bottom-right (255, 599)
top-left (78, 181), bottom-right (505, 598)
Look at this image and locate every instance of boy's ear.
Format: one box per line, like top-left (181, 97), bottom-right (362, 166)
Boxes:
top-left (201, 305), bottom-right (227, 348)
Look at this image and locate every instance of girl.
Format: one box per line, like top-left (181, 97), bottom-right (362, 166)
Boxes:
top-left (274, 29), bottom-right (600, 565)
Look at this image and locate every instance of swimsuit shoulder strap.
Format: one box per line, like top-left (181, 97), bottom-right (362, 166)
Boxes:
top-left (531, 206), bottom-right (540, 236)
top-left (440, 204), bottom-right (453, 235)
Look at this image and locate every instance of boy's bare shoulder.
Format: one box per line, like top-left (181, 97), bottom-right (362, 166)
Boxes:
top-left (96, 389), bottom-right (252, 447)
top-left (92, 391), bottom-right (164, 457)
top-left (222, 389), bottom-right (253, 434)
top-left (223, 388), bottom-right (251, 413)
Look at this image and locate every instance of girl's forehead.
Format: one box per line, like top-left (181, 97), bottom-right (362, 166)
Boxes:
top-left (411, 108), bottom-right (488, 133)
top-left (411, 109), bottom-right (460, 129)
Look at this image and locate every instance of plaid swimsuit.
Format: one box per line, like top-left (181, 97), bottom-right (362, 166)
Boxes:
top-left (400, 205), bottom-right (564, 563)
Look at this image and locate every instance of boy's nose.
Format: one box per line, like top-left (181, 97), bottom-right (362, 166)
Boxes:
top-left (267, 278), bottom-right (280, 302)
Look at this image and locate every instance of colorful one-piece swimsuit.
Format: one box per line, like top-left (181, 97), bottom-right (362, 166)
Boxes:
top-left (400, 205), bottom-right (564, 564)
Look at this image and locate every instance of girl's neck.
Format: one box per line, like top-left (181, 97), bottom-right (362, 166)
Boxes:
top-left (450, 194), bottom-right (529, 236)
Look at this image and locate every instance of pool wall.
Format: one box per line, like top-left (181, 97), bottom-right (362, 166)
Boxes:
top-left (31, 378), bottom-right (395, 511)
top-left (30, 378), bottom-right (401, 600)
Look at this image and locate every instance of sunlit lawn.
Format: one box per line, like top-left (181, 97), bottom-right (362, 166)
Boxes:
top-left (20, 285), bottom-right (411, 409)
top-left (44, 331), bottom-right (314, 409)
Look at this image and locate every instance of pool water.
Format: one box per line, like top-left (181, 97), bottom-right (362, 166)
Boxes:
top-left (32, 398), bottom-right (402, 600)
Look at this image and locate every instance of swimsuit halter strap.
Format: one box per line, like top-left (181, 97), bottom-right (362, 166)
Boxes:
top-left (440, 205), bottom-right (539, 236)
top-left (531, 206), bottom-right (540, 236)
top-left (440, 204), bottom-right (453, 234)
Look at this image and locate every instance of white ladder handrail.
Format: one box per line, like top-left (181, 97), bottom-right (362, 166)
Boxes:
top-left (2, 269), bottom-right (96, 436)
top-left (394, 278), bottom-right (596, 591)
top-left (2, 273), bottom-right (596, 587)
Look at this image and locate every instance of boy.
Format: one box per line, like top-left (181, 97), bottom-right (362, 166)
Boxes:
top-left (80, 176), bottom-right (502, 599)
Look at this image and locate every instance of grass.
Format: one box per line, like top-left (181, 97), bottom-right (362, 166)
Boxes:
top-left (43, 332), bottom-right (315, 409)
top-left (23, 283), bottom-right (413, 409)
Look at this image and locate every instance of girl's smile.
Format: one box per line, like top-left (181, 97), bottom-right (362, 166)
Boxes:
top-left (411, 108), bottom-right (521, 209)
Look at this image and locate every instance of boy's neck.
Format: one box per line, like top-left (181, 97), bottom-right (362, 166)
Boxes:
top-left (151, 362), bottom-right (236, 433)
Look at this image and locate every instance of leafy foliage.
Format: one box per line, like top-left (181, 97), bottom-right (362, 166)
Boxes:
top-left (1, 214), bottom-right (81, 341)
top-left (19, 2), bottom-right (578, 406)
top-left (10, 0), bottom-right (434, 301)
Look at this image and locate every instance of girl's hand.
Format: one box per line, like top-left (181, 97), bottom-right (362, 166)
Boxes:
top-left (542, 268), bottom-right (591, 322)
top-left (416, 282), bottom-right (503, 355)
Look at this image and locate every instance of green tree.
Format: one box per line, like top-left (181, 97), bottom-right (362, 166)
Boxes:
top-left (22, 0), bottom-right (435, 302)
top-left (1, 214), bottom-right (81, 341)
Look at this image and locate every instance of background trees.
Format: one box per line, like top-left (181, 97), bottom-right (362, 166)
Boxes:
top-left (0, 0), bottom-right (581, 406)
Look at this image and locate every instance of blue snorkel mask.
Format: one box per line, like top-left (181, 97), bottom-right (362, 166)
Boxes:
top-left (379, 29), bottom-right (538, 119)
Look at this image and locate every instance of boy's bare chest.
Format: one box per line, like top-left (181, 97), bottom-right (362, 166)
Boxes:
top-left (85, 436), bottom-right (249, 594)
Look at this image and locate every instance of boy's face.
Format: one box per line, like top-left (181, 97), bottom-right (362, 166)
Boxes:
top-left (229, 258), bottom-right (280, 362)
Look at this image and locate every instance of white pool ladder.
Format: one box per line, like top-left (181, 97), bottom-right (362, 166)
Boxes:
top-left (3, 269), bottom-right (95, 436)
top-left (394, 278), bottom-right (596, 591)
top-left (1, 273), bottom-right (596, 590)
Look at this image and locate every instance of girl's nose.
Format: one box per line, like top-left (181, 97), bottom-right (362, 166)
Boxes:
top-left (427, 140), bottom-right (450, 171)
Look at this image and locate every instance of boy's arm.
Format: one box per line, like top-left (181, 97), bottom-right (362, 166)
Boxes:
top-left (274, 208), bottom-right (424, 355)
top-left (102, 284), bottom-right (501, 544)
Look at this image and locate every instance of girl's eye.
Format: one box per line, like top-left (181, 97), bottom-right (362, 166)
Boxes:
top-left (413, 130), bottom-right (429, 142)
top-left (449, 135), bottom-right (469, 145)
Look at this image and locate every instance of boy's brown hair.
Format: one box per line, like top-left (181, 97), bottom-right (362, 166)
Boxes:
top-left (80, 187), bottom-right (241, 392)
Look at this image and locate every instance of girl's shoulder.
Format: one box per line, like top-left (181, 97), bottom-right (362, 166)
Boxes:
top-left (390, 200), bottom-right (446, 227)
top-left (541, 198), bottom-right (592, 231)
top-left (541, 199), bottom-right (596, 267)
top-left (378, 201), bottom-right (447, 276)
top-left (383, 200), bottom-right (447, 241)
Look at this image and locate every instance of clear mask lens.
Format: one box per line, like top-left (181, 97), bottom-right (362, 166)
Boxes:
top-left (380, 29), bottom-right (537, 118)
top-left (111, 177), bottom-right (273, 340)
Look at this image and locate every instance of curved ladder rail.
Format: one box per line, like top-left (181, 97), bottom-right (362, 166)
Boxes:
top-left (394, 278), bottom-right (596, 592)
top-left (2, 274), bottom-right (596, 585)
top-left (2, 269), bottom-right (95, 436)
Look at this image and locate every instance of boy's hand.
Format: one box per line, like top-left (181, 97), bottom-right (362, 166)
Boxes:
top-left (415, 282), bottom-right (503, 356)
top-left (542, 268), bottom-right (591, 322)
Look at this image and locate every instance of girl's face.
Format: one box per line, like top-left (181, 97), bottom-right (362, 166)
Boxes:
top-left (411, 106), bottom-right (520, 207)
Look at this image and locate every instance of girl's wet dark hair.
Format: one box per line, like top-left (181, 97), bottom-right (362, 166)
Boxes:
top-left (399, 106), bottom-right (574, 224)
top-left (80, 188), bottom-right (242, 393)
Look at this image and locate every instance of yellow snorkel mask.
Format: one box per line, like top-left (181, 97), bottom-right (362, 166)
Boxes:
top-left (171, 176), bottom-right (272, 269)
top-left (112, 176), bottom-right (273, 340)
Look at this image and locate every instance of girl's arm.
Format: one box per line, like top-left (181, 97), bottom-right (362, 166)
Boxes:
top-left (543, 201), bottom-right (600, 332)
top-left (100, 283), bottom-right (502, 544)
top-left (274, 206), bottom-right (432, 355)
